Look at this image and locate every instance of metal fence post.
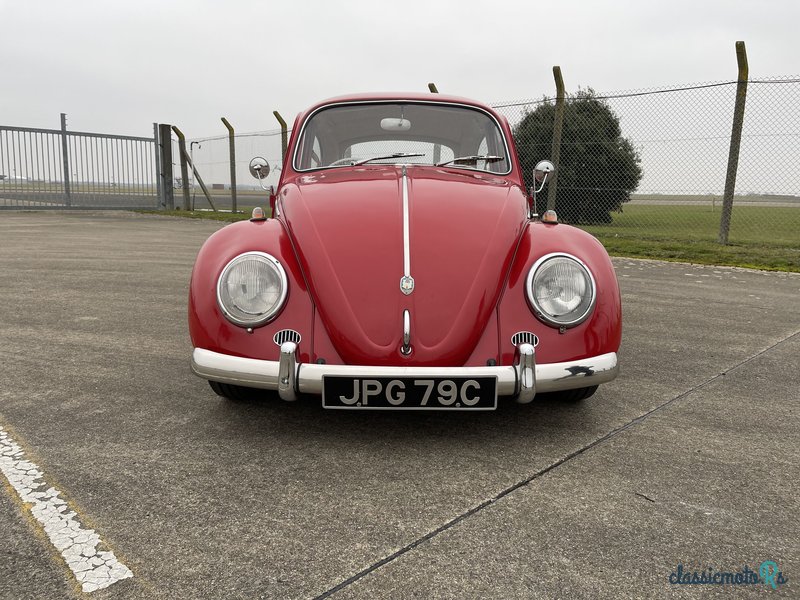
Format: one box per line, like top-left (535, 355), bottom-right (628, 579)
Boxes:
top-left (221, 117), bottom-right (237, 213)
top-left (153, 123), bottom-right (163, 209)
top-left (172, 127), bottom-right (191, 211)
top-left (172, 126), bottom-right (216, 212)
top-left (158, 124), bottom-right (175, 210)
top-left (60, 113), bottom-right (71, 207)
top-left (718, 41), bottom-right (749, 245)
top-left (273, 111), bottom-right (288, 161)
top-left (547, 66), bottom-right (566, 211)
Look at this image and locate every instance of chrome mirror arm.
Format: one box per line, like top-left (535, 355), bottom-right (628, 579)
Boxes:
top-left (530, 173), bottom-right (550, 219)
top-left (530, 160), bottom-right (555, 219)
top-left (254, 169), bottom-right (271, 192)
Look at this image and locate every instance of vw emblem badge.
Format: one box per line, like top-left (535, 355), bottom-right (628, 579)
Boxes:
top-left (400, 275), bottom-right (415, 295)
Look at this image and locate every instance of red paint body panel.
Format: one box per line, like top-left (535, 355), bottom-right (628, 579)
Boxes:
top-left (188, 219), bottom-right (315, 364)
top-left (498, 222), bottom-right (622, 365)
top-left (188, 93), bottom-right (621, 371)
top-left (281, 166), bottom-right (526, 366)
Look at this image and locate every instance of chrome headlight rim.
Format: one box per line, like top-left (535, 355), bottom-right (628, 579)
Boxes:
top-left (216, 251), bottom-right (288, 327)
top-left (525, 252), bottom-right (597, 328)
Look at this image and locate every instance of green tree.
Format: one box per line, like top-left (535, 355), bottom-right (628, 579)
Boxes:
top-left (513, 89), bottom-right (643, 224)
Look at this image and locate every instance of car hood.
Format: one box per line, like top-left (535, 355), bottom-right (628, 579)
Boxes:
top-left (281, 166), bottom-right (527, 365)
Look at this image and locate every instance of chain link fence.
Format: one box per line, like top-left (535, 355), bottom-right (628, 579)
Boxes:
top-left (493, 76), bottom-right (800, 251)
top-left (182, 78), bottom-right (799, 253)
top-left (175, 76), bottom-right (798, 265)
top-left (175, 128), bottom-right (287, 210)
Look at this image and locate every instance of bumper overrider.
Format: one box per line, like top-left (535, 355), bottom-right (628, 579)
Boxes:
top-left (191, 343), bottom-right (618, 404)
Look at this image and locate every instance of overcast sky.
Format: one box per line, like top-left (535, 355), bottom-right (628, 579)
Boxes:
top-left (1, 0), bottom-right (798, 138)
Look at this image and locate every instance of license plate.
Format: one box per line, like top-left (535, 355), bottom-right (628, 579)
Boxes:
top-left (322, 376), bottom-right (497, 410)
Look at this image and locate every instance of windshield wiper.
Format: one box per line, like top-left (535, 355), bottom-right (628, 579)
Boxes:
top-left (435, 155), bottom-right (504, 167)
top-left (353, 152), bottom-right (426, 166)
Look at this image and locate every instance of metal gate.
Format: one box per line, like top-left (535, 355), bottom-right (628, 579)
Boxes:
top-left (0, 114), bottom-right (161, 209)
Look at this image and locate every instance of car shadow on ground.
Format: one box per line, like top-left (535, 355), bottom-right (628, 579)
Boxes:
top-left (199, 386), bottom-right (606, 447)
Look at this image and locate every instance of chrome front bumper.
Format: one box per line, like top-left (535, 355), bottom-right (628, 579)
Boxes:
top-left (191, 343), bottom-right (618, 404)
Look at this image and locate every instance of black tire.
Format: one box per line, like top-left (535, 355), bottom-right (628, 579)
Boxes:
top-left (208, 380), bottom-right (264, 402)
top-left (540, 385), bottom-right (598, 403)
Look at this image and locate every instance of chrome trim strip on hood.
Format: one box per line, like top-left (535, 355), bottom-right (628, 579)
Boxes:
top-left (402, 165), bottom-right (410, 277)
top-left (399, 165), bottom-right (415, 296)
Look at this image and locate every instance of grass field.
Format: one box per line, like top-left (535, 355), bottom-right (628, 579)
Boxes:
top-left (138, 204), bottom-right (800, 272)
top-left (630, 193), bottom-right (800, 205)
top-left (582, 205), bottom-right (799, 272)
top-left (139, 208), bottom-right (255, 222)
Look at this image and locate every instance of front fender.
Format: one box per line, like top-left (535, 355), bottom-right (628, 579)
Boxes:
top-left (188, 219), bottom-right (315, 363)
top-left (497, 221), bottom-right (622, 365)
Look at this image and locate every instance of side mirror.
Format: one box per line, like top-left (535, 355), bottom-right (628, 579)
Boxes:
top-left (249, 157), bottom-right (272, 193)
top-left (530, 160), bottom-right (555, 219)
top-left (533, 160), bottom-right (555, 184)
top-left (249, 157), bottom-right (271, 181)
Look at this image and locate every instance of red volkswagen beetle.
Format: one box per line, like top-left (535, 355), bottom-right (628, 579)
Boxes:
top-left (189, 93), bottom-right (621, 409)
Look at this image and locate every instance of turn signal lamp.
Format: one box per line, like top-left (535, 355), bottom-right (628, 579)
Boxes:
top-left (250, 207), bottom-right (267, 221)
top-left (542, 210), bottom-right (558, 224)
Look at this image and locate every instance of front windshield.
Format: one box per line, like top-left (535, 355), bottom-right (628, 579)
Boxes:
top-left (294, 102), bottom-right (511, 174)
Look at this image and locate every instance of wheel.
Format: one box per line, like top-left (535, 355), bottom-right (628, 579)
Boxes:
top-left (208, 380), bottom-right (264, 402)
top-left (540, 385), bottom-right (598, 403)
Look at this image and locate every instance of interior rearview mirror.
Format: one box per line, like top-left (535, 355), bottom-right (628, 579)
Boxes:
top-left (380, 118), bottom-right (412, 132)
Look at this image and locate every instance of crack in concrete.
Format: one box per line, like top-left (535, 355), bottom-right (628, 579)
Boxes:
top-left (314, 329), bottom-right (800, 599)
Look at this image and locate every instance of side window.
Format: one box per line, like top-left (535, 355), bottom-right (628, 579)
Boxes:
top-left (310, 136), bottom-right (322, 168)
top-left (477, 135), bottom-right (507, 173)
top-left (297, 126), bottom-right (322, 169)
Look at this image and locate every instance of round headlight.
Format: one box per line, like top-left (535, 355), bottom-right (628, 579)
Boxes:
top-left (526, 253), bottom-right (596, 328)
top-left (217, 252), bottom-right (288, 327)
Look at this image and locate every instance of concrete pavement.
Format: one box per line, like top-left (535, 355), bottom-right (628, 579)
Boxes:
top-left (0, 212), bottom-right (797, 599)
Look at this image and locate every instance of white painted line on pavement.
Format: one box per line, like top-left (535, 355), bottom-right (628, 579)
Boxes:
top-left (0, 426), bottom-right (133, 593)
